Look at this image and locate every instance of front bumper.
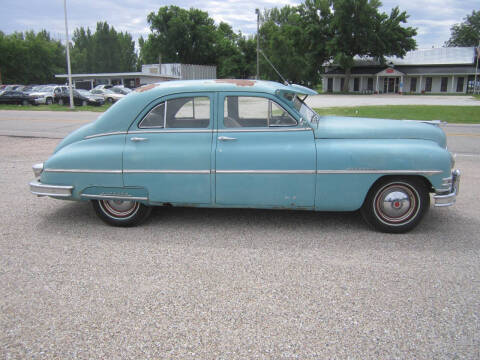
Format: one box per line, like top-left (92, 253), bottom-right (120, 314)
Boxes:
top-left (29, 180), bottom-right (73, 197)
top-left (434, 169), bottom-right (460, 207)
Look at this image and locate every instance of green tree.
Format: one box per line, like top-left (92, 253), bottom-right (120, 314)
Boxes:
top-left (259, 0), bottom-right (332, 85)
top-left (445, 10), bottom-right (480, 47)
top-left (70, 22), bottom-right (137, 73)
top-left (0, 30), bottom-right (65, 84)
top-left (141, 6), bottom-right (217, 65)
top-left (328, 0), bottom-right (416, 91)
top-left (139, 6), bottom-right (257, 79)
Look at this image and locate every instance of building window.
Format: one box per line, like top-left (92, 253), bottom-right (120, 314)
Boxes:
top-left (367, 78), bottom-right (373, 91)
top-left (410, 77), bottom-right (417, 92)
top-left (425, 77), bottom-right (432, 92)
top-left (456, 77), bottom-right (464, 92)
top-left (327, 78), bottom-right (333, 92)
top-left (353, 78), bottom-right (359, 92)
top-left (340, 78), bottom-right (345, 92)
top-left (440, 77), bottom-right (448, 92)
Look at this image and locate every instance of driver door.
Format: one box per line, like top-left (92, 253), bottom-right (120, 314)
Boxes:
top-left (214, 93), bottom-right (316, 208)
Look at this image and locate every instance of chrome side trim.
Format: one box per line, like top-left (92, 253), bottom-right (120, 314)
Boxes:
top-left (217, 128), bottom-right (311, 133)
top-left (81, 194), bottom-right (148, 201)
top-left (124, 169), bottom-right (211, 174)
top-left (316, 169), bottom-right (442, 175)
top-left (215, 170), bottom-right (316, 174)
top-left (29, 180), bottom-right (73, 197)
top-left (129, 129), bottom-right (213, 134)
top-left (84, 131), bottom-right (127, 139)
top-left (44, 168), bottom-right (122, 174)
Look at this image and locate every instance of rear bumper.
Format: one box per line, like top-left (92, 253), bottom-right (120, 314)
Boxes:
top-left (29, 180), bottom-right (73, 198)
top-left (434, 169), bottom-right (460, 207)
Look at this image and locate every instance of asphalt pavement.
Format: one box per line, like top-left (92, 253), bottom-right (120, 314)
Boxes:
top-left (0, 104), bottom-right (479, 358)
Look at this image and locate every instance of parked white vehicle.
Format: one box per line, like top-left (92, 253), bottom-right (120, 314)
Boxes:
top-left (90, 88), bottom-right (124, 103)
top-left (29, 85), bottom-right (67, 105)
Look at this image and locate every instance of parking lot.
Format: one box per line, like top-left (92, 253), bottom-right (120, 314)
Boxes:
top-left (1, 112), bottom-right (480, 358)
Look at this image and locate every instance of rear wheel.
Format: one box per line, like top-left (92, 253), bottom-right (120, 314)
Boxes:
top-left (92, 199), bottom-right (152, 227)
top-left (46, 98), bottom-right (53, 105)
top-left (361, 177), bottom-right (430, 233)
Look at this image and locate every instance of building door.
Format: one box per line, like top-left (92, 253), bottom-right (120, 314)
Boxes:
top-left (384, 78), bottom-right (397, 93)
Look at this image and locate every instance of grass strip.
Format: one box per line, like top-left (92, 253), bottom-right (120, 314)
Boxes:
top-left (314, 105), bottom-right (480, 124)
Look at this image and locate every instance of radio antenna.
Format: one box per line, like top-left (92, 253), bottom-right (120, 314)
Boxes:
top-left (259, 49), bottom-right (290, 85)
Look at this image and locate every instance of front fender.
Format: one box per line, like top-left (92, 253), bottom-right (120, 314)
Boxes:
top-left (315, 139), bottom-right (451, 211)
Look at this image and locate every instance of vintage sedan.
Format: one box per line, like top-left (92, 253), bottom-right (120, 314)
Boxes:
top-left (29, 80), bottom-right (460, 233)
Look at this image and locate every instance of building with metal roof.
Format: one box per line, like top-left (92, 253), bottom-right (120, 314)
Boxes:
top-left (55, 63), bottom-right (217, 90)
top-left (322, 47), bottom-right (478, 94)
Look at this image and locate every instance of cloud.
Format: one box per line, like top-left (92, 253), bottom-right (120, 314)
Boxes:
top-left (0, 0), bottom-right (476, 49)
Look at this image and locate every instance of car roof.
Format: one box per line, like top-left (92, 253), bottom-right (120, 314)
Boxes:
top-left (133, 79), bottom-right (317, 97)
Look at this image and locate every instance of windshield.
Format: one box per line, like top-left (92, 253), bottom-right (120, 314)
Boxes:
top-left (77, 89), bottom-right (90, 95)
top-left (293, 96), bottom-right (319, 124)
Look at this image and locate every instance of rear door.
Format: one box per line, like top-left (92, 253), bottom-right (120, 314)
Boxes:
top-left (123, 93), bottom-right (214, 204)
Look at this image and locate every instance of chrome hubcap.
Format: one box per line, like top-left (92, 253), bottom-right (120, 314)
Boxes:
top-left (375, 184), bottom-right (418, 224)
top-left (101, 200), bottom-right (139, 218)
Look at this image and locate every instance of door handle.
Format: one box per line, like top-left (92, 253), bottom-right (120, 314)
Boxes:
top-left (130, 137), bottom-right (148, 142)
top-left (218, 136), bottom-right (237, 141)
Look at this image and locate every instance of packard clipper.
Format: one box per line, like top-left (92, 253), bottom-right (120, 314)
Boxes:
top-left (30, 80), bottom-right (460, 233)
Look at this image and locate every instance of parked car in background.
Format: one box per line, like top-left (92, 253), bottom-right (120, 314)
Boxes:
top-left (111, 86), bottom-right (132, 95)
top-left (29, 80), bottom-right (460, 232)
top-left (93, 84), bottom-right (113, 90)
top-left (29, 85), bottom-right (67, 105)
top-left (56, 89), bottom-right (105, 106)
top-left (90, 88), bottom-right (124, 103)
top-left (0, 90), bottom-right (33, 105)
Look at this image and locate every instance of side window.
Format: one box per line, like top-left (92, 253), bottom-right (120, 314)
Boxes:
top-left (223, 96), bottom-right (297, 128)
top-left (139, 96), bottom-right (210, 129)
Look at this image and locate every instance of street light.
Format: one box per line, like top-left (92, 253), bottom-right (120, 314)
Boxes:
top-left (64, 0), bottom-right (74, 109)
top-left (255, 8), bottom-right (260, 80)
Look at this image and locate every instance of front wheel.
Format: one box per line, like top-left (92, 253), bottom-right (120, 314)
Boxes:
top-left (360, 177), bottom-right (430, 233)
top-left (92, 199), bottom-right (152, 227)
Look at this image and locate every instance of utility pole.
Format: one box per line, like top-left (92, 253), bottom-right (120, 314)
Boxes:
top-left (255, 8), bottom-right (260, 80)
top-left (64, 0), bottom-right (74, 109)
top-left (474, 41), bottom-right (480, 95)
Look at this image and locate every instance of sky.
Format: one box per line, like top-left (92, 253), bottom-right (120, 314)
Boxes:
top-left (0, 0), bottom-right (478, 50)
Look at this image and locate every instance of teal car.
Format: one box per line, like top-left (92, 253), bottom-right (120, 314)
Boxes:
top-left (29, 80), bottom-right (460, 233)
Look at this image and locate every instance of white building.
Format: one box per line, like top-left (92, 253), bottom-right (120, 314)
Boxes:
top-left (322, 47), bottom-right (478, 94)
top-left (56, 63), bottom-right (217, 89)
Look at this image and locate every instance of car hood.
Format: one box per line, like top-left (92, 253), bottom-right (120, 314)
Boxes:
top-left (312, 116), bottom-right (447, 148)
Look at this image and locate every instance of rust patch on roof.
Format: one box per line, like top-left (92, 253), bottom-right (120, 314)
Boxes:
top-left (134, 83), bottom-right (161, 93)
top-left (215, 79), bottom-right (256, 87)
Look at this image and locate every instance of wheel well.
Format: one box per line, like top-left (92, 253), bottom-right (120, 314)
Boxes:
top-left (370, 175), bottom-right (433, 195)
